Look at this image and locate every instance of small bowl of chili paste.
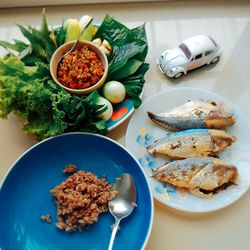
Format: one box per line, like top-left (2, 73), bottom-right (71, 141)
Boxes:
top-left (50, 40), bottom-right (108, 94)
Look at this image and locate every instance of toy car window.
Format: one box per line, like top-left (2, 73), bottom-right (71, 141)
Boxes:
top-left (205, 51), bottom-right (212, 56)
top-left (179, 43), bottom-right (191, 59)
top-left (194, 54), bottom-right (202, 60)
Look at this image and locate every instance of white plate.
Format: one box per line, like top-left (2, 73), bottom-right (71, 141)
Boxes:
top-left (126, 87), bottom-right (250, 213)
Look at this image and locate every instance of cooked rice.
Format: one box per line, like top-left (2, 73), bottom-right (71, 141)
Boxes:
top-left (50, 170), bottom-right (117, 232)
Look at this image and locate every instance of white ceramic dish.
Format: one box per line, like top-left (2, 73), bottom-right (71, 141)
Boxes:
top-left (126, 87), bottom-right (250, 213)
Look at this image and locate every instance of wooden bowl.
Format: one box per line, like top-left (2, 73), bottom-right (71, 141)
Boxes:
top-left (50, 40), bottom-right (108, 95)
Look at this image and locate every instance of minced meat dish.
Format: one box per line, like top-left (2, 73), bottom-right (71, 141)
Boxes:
top-left (50, 170), bottom-right (117, 232)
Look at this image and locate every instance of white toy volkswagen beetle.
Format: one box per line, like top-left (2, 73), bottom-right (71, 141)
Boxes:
top-left (157, 34), bottom-right (222, 79)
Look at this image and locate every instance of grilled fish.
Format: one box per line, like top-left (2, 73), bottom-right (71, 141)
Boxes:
top-left (147, 100), bottom-right (236, 131)
top-left (147, 129), bottom-right (236, 158)
top-left (152, 157), bottom-right (238, 198)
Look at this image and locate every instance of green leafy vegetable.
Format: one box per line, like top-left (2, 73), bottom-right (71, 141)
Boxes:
top-left (41, 8), bottom-right (50, 36)
top-left (122, 63), bottom-right (149, 108)
top-left (0, 40), bottom-right (28, 53)
top-left (0, 13), bottom-right (149, 140)
top-left (0, 11), bottom-right (65, 66)
top-left (110, 58), bottom-right (142, 80)
top-left (21, 52), bottom-right (44, 66)
top-left (94, 15), bottom-right (130, 47)
top-left (0, 56), bottom-right (107, 140)
top-left (95, 15), bottom-right (148, 73)
top-left (95, 14), bottom-right (149, 106)
top-left (108, 42), bottom-right (147, 74)
top-left (17, 24), bottom-right (47, 59)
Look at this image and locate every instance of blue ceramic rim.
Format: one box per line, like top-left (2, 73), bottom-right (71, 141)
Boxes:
top-left (107, 91), bottom-right (144, 131)
top-left (107, 100), bottom-right (134, 131)
top-left (0, 132), bottom-right (154, 249)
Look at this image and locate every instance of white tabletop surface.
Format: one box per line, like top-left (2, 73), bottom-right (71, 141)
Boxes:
top-left (1, 1), bottom-right (250, 250)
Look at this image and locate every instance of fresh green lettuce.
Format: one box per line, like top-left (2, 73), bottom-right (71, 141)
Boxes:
top-left (0, 56), bottom-right (107, 140)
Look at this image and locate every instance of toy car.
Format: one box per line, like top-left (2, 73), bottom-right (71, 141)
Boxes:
top-left (157, 34), bottom-right (222, 79)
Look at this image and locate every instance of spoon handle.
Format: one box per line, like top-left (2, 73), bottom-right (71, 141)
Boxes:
top-left (108, 217), bottom-right (121, 250)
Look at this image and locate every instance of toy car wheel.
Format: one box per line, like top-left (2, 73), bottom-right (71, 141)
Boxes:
top-left (211, 56), bottom-right (220, 64)
top-left (173, 72), bottom-right (183, 79)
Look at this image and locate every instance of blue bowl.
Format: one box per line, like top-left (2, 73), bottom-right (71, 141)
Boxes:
top-left (0, 133), bottom-right (153, 250)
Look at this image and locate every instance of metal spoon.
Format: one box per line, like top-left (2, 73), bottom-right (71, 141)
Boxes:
top-left (57, 16), bottom-right (93, 68)
top-left (108, 173), bottom-right (137, 250)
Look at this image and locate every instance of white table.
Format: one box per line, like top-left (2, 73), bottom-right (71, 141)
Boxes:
top-left (1, 1), bottom-right (250, 249)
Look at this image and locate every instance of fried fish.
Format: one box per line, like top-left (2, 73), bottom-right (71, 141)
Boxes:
top-left (147, 100), bottom-right (235, 131)
top-left (147, 129), bottom-right (236, 159)
top-left (152, 157), bottom-right (238, 198)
